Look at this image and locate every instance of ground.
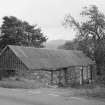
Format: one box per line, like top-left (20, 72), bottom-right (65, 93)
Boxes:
top-left (0, 88), bottom-right (105, 105)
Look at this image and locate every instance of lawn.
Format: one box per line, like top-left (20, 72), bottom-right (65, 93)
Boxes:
top-left (69, 84), bottom-right (105, 100)
top-left (0, 78), bottom-right (105, 100)
top-left (0, 79), bottom-right (43, 89)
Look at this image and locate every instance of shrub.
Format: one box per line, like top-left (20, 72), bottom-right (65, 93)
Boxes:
top-left (0, 80), bottom-right (40, 89)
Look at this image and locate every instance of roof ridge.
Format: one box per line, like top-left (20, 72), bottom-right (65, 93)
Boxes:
top-left (7, 45), bottom-right (83, 52)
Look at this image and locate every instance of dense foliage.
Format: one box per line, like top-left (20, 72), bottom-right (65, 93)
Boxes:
top-left (0, 16), bottom-right (47, 50)
top-left (63, 5), bottom-right (105, 75)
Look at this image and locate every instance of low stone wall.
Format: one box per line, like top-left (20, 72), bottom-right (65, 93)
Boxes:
top-left (11, 66), bottom-right (94, 87)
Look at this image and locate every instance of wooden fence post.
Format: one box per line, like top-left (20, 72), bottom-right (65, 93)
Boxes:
top-left (51, 71), bottom-right (53, 85)
top-left (64, 68), bottom-right (68, 85)
top-left (89, 65), bottom-right (93, 84)
top-left (80, 66), bottom-right (83, 85)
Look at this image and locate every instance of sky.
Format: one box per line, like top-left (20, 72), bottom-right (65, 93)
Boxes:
top-left (0, 0), bottom-right (105, 41)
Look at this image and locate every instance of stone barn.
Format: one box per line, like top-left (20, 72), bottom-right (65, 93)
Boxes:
top-left (0, 45), bottom-right (95, 86)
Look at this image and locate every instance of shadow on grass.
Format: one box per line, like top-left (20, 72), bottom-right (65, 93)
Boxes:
top-left (71, 84), bottom-right (105, 99)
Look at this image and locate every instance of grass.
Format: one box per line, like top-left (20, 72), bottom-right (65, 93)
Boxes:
top-left (0, 78), bottom-right (105, 100)
top-left (71, 84), bottom-right (105, 99)
top-left (0, 79), bottom-right (45, 89)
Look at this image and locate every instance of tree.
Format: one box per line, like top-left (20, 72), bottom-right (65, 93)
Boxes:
top-left (63, 5), bottom-right (105, 75)
top-left (0, 16), bottom-right (47, 50)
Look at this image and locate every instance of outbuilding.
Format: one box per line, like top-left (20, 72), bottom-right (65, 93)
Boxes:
top-left (0, 45), bottom-right (95, 86)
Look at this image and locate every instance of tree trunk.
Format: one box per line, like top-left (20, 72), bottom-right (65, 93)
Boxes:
top-left (96, 63), bottom-right (102, 75)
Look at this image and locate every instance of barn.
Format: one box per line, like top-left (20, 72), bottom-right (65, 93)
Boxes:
top-left (0, 45), bottom-right (95, 86)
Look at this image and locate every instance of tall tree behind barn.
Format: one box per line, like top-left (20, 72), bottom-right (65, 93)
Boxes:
top-left (0, 16), bottom-right (47, 50)
top-left (63, 5), bottom-right (105, 75)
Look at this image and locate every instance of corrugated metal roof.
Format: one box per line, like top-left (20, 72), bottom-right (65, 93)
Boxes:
top-left (7, 45), bottom-right (94, 70)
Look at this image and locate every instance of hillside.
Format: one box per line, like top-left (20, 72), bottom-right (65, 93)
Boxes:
top-left (45, 40), bottom-right (68, 49)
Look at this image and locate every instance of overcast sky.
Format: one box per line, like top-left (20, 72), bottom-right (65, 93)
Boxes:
top-left (0, 0), bottom-right (104, 41)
